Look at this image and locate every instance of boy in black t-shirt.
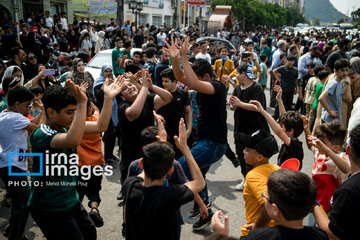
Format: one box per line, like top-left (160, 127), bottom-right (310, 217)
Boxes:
top-left (273, 55), bottom-right (298, 119)
top-left (211, 169), bottom-right (328, 240)
top-left (251, 86), bottom-right (304, 169)
top-left (157, 68), bottom-right (192, 159)
top-left (314, 124), bottom-right (360, 240)
top-left (227, 63), bottom-right (270, 191)
top-left (123, 119), bottom-right (205, 240)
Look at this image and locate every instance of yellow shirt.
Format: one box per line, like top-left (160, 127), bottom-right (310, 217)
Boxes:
top-left (213, 58), bottom-right (235, 88)
top-left (241, 163), bottom-right (280, 236)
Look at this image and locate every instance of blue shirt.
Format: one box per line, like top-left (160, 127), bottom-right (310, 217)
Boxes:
top-left (321, 77), bottom-right (343, 123)
top-left (298, 53), bottom-right (313, 79)
top-left (270, 49), bottom-right (283, 71)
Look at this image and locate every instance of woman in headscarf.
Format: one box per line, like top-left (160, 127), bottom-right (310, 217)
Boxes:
top-left (1, 65), bottom-right (24, 87)
top-left (67, 28), bottom-right (79, 52)
top-left (95, 31), bottom-right (105, 54)
top-left (24, 64), bottom-right (60, 91)
top-left (93, 64), bottom-right (120, 163)
top-left (57, 29), bottom-right (69, 52)
top-left (70, 58), bottom-right (94, 97)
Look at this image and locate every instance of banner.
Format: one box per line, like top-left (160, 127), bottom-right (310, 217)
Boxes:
top-left (186, 0), bottom-right (206, 5)
top-left (89, 1), bottom-right (118, 18)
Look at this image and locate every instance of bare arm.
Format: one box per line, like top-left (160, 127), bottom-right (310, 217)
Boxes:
top-left (85, 77), bottom-right (123, 133)
top-left (250, 100), bottom-right (291, 146)
top-left (274, 85), bottom-right (286, 116)
top-left (152, 83), bottom-right (173, 111)
top-left (273, 68), bottom-right (281, 82)
top-left (164, 39), bottom-right (188, 85)
top-left (319, 91), bottom-right (338, 119)
top-left (313, 205), bottom-right (339, 240)
top-left (176, 119), bottom-right (205, 194)
top-left (50, 80), bottom-right (88, 149)
top-left (184, 105), bottom-right (192, 138)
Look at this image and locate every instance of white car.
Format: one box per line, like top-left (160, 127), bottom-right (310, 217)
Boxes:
top-left (85, 48), bottom-right (142, 79)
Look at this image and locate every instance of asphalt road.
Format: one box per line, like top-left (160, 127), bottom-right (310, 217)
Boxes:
top-left (0, 83), bottom-right (315, 240)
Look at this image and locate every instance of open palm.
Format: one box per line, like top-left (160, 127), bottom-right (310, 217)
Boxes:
top-left (103, 76), bottom-right (124, 98)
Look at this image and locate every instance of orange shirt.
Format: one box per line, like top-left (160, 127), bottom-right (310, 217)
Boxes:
top-left (241, 163), bottom-right (279, 236)
top-left (77, 114), bottom-right (105, 166)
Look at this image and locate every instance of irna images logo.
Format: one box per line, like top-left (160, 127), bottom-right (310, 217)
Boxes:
top-left (8, 150), bottom-right (113, 180)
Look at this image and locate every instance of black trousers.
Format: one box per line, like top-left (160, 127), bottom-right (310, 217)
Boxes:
top-left (76, 169), bottom-right (103, 208)
top-left (273, 92), bottom-right (294, 119)
top-left (234, 134), bottom-right (253, 178)
top-left (0, 167), bottom-right (30, 240)
top-left (31, 201), bottom-right (97, 240)
top-left (102, 120), bottom-right (120, 161)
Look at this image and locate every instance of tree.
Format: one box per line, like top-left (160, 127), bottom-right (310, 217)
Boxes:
top-left (312, 17), bottom-right (320, 26)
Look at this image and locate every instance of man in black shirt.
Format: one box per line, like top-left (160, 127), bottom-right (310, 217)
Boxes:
top-left (153, 49), bottom-right (170, 88)
top-left (314, 124), bottom-right (360, 240)
top-left (167, 37), bottom-right (227, 230)
top-left (325, 39), bottom-right (350, 73)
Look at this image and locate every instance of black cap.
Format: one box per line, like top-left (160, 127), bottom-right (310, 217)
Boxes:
top-left (244, 130), bottom-right (279, 158)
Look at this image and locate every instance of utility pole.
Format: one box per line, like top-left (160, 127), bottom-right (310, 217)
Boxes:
top-left (117, 0), bottom-right (124, 26)
top-left (176, 0), bottom-right (182, 28)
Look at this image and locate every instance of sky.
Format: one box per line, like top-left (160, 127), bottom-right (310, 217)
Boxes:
top-left (330, 0), bottom-right (360, 16)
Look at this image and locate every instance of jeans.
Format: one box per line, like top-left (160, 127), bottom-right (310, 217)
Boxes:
top-left (0, 167), bottom-right (30, 240)
top-left (178, 139), bottom-right (226, 201)
top-left (31, 201), bottom-right (97, 240)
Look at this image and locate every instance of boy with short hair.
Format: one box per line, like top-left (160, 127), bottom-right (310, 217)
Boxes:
top-left (28, 79), bottom-right (122, 239)
top-left (228, 63), bottom-right (270, 191)
top-left (0, 86), bottom-right (44, 240)
top-left (123, 119), bottom-right (205, 240)
top-left (213, 47), bottom-right (235, 90)
top-left (157, 68), bottom-right (192, 159)
top-left (258, 54), bottom-right (268, 91)
top-left (314, 124), bottom-right (360, 240)
top-left (273, 55), bottom-right (298, 118)
top-left (240, 130), bottom-right (279, 237)
top-left (319, 58), bottom-right (350, 123)
top-left (245, 169), bottom-right (328, 240)
top-left (251, 87), bottom-right (304, 169)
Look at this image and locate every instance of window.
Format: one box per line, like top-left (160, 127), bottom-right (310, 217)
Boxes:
top-left (139, 14), bottom-right (148, 27)
top-left (152, 15), bottom-right (162, 27)
top-left (164, 16), bottom-right (172, 27)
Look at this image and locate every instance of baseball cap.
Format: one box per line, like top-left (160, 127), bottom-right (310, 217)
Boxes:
top-left (246, 64), bottom-right (256, 80)
top-left (244, 130), bottom-right (278, 158)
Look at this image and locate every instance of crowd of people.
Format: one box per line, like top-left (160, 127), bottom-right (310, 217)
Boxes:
top-left (0, 10), bottom-right (360, 240)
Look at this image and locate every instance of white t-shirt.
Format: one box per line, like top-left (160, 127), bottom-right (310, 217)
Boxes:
top-left (157, 32), bottom-right (166, 47)
top-left (60, 17), bottom-right (68, 31)
top-left (195, 52), bottom-right (211, 64)
top-left (0, 111), bottom-right (30, 171)
top-left (45, 17), bottom-right (54, 28)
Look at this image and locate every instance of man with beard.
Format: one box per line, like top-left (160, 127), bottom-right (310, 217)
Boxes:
top-left (325, 39), bottom-right (351, 73)
top-left (154, 49), bottom-right (170, 88)
top-left (124, 51), bottom-right (143, 75)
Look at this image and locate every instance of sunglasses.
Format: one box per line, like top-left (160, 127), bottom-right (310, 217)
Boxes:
top-left (29, 56), bottom-right (37, 60)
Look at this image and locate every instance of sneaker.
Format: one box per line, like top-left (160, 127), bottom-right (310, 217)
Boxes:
top-left (187, 198), bottom-right (213, 219)
top-left (117, 191), bottom-right (124, 201)
top-left (192, 212), bottom-right (214, 231)
top-left (235, 181), bottom-right (245, 191)
top-left (89, 208), bottom-right (104, 227)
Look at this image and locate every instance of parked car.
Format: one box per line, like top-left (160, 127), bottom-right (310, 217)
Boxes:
top-left (196, 37), bottom-right (237, 55)
top-left (85, 48), bottom-right (142, 78)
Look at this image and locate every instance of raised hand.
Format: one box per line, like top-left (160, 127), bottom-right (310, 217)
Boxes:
top-left (66, 79), bottom-right (87, 103)
top-left (301, 115), bottom-right (309, 130)
top-left (308, 135), bottom-right (328, 154)
top-left (178, 36), bottom-right (190, 58)
top-left (79, 81), bottom-right (89, 93)
top-left (164, 37), bottom-right (180, 59)
top-left (156, 118), bottom-right (167, 142)
top-left (273, 85), bottom-right (282, 101)
top-left (103, 75), bottom-right (124, 98)
top-left (174, 118), bottom-right (188, 151)
top-left (249, 100), bottom-right (264, 112)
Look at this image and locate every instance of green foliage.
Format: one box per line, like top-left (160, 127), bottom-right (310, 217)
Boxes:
top-left (351, 8), bottom-right (360, 19)
top-left (337, 18), bottom-right (345, 24)
top-left (210, 0), bottom-right (305, 27)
